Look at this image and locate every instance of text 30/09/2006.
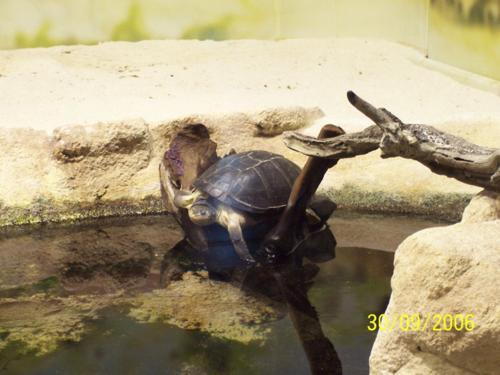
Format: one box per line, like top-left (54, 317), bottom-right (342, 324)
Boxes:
top-left (367, 313), bottom-right (475, 332)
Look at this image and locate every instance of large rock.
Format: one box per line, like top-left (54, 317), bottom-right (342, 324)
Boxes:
top-left (370, 220), bottom-right (500, 374)
top-left (461, 189), bottom-right (500, 223)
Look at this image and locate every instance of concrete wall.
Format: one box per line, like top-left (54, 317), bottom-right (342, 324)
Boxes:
top-left (0, 0), bottom-right (498, 80)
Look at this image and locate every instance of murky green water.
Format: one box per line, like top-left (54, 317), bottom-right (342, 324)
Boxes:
top-left (0, 214), bottom-right (437, 374)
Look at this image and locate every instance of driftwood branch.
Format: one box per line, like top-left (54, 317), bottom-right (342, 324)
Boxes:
top-left (348, 91), bottom-right (500, 191)
top-left (284, 91), bottom-right (500, 192)
top-left (284, 125), bottom-right (382, 159)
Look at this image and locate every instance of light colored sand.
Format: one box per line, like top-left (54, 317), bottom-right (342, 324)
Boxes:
top-left (1, 38), bottom-right (499, 132)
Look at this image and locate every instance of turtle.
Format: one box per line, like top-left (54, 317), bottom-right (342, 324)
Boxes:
top-left (172, 150), bottom-right (302, 263)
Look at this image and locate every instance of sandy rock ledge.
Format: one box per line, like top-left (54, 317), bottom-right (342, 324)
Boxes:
top-left (0, 107), bottom-right (322, 226)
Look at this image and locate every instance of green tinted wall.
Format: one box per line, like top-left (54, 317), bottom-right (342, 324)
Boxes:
top-left (428, 0), bottom-right (500, 80)
top-left (0, 0), bottom-right (498, 80)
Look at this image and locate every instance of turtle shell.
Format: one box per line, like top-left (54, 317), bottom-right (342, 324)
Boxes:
top-left (193, 150), bottom-right (301, 214)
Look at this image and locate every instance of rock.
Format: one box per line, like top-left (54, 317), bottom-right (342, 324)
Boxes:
top-left (0, 128), bottom-right (53, 210)
top-left (52, 119), bottom-right (151, 162)
top-left (370, 220), bottom-right (500, 375)
top-left (461, 189), bottom-right (500, 223)
top-left (396, 352), bottom-right (472, 375)
top-left (252, 106), bottom-right (324, 136)
top-left (128, 271), bottom-right (285, 343)
top-left (51, 119), bottom-right (152, 201)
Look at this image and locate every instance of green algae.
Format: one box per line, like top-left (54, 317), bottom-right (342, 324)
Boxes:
top-left (0, 276), bottom-right (279, 358)
top-left (128, 272), bottom-right (283, 344)
top-left (0, 195), bottom-right (164, 228)
top-left (325, 184), bottom-right (472, 222)
top-left (0, 273), bottom-right (280, 359)
top-left (0, 294), bottom-right (110, 356)
top-left (32, 277), bottom-right (59, 293)
top-left (0, 187), bottom-right (470, 229)
top-left (0, 278), bottom-right (60, 299)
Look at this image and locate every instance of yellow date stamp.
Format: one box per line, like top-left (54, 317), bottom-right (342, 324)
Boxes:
top-left (367, 313), bottom-right (475, 332)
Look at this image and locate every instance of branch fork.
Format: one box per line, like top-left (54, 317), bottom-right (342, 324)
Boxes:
top-left (284, 91), bottom-right (500, 192)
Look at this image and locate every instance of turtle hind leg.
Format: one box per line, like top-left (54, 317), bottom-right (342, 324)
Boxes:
top-left (309, 197), bottom-right (337, 224)
top-left (226, 215), bottom-right (256, 265)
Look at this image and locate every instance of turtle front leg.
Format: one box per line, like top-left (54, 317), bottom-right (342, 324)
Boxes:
top-left (226, 213), bottom-right (256, 264)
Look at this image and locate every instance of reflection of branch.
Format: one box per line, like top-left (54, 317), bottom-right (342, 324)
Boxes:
top-left (284, 91), bottom-right (500, 192)
top-left (274, 267), bottom-right (342, 375)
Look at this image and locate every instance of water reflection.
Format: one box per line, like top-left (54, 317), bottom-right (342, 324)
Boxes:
top-left (272, 265), bottom-right (342, 374)
top-left (0, 215), bottom-right (396, 374)
top-left (160, 219), bottom-right (342, 374)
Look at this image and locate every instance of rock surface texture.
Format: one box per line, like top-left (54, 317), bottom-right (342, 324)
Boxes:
top-left (369, 192), bottom-right (500, 374)
top-left (461, 189), bottom-right (500, 223)
top-left (1, 39), bottom-right (500, 225)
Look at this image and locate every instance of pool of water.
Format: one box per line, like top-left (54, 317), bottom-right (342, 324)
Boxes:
top-left (0, 213), bottom-right (439, 374)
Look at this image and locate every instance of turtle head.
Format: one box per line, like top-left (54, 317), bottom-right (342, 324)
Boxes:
top-left (173, 189), bottom-right (200, 208)
top-left (173, 190), bottom-right (216, 226)
top-left (188, 199), bottom-right (217, 226)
